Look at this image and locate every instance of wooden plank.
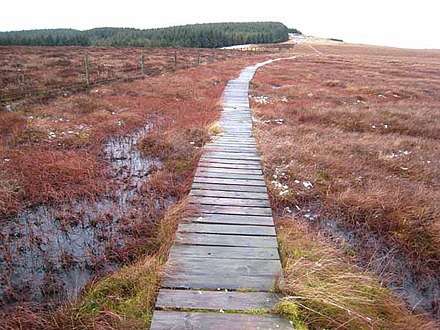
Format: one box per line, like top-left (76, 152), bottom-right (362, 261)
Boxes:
top-left (175, 233), bottom-right (278, 248)
top-left (220, 119), bottom-right (252, 122)
top-left (208, 144), bottom-right (257, 150)
top-left (166, 257), bottom-right (281, 276)
top-left (178, 223), bottom-right (276, 236)
top-left (220, 122), bottom-right (252, 126)
top-left (203, 152), bottom-right (260, 161)
top-left (168, 245), bottom-right (280, 260)
top-left (195, 171), bottom-right (265, 181)
top-left (151, 311), bottom-right (293, 330)
top-left (195, 167), bottom-right (262, 175)
top-left (221, 126), bottom-right (252, 130)
top-left (198, 162), bottom-right (262, 170)
top-left (196, 205), bottom-right (272, 216)
top-left (220, 115), bottom-right (251, 118)
top-left (200, 157), bottom-right (261, 166)
top-left (186, 214), bottom-right (273, 226)
top-left (161, 274), bottom-right (278, 291)
top-left (189, 196), bottom-right (270, 208)
top-left (214, 137), bottom-right (255, 142)
top-left (192, 182), bottom-right (267, 193)
top-left (194, 177), bottom-right (266, 187)
top-left (211, 139), bottom-right (255, 144)
top-left (212, 140), bottom-right (256, 145)
top-left (220, 121), bottom-right (252, 124)
top-left (156, 289), bottom-right (282, 310)
top-left (191, 189), bottom-right (267, 200)
top-left (204, 147), bottom-right (257, 154)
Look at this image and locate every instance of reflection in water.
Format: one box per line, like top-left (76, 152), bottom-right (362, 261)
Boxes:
top-left (0, 125), bottom-right (165, 306)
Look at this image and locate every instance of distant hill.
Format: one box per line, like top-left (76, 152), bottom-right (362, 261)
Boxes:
top-left (0, 22), bottom-right (301, 48)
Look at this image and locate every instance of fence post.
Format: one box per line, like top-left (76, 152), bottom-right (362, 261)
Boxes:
top-left (140, 52), bottom-right (145, 75)
top-left (84, 53), bottom-right (90, 86)
top-left (197, 48), bottom-right (201, 64)
top-left (174, 50), bottom-right (177, 71)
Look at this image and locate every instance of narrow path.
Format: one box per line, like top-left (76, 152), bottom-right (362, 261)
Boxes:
top-left (151, 60), bottom-right (293, 329)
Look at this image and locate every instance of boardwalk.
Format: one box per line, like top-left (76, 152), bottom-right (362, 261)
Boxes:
top-left (151, 60), bottom-right (292, 329)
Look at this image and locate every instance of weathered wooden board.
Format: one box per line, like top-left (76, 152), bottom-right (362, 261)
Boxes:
top-left (203, 152), bottom-right (260, 161)
top-left (209, 140), bottom-right (255, 145)
top-left (200, 157), bottom-right (261, 166)
top-left (189, 196), bottom-right (270, 208)
top-left (175, 233), bottom-right (278, 248)
top-left (207, 139), bottom-right (254, 145)
top-left (190, 189), bottom-right (267, 200)
top-left (192, 182), bottom-right (267, 193)
top-left (185, 214), bottom-right (273, 226)
top-left (220, 117), bottom-right (251, 120)
top-left (221, 127), bottom-right (253, 132)
top-left (156, 289), bottom-right (282, 310)
top-left (194, 177), bottom-right (266, 187)
top-left (150, 311), bottom-right (292, 330)
top-left (178, 223), bottom-right (276, 236)
top-left (161, 274), bottom-right (278, 291)
top-left (204, 147), bottom-right (257, 154)
top-left (168, 245), bottom-right (280, 260)
top-left (151, 311), bottom-right (292, 330)
top-left (195, 205), bottom-right (272, 216)
top-left (195, 171), bottom-right (265, 181)
top-left (214, 137), bottom-right (255, 142)
top-left (209, 145), bottom-right (257, 150)
top-left (198, 161), bottom-right (262, 170)
top-left (196, 166), bottom-right (262, 175)
top-left (166, 257), bottom-right (281, 276)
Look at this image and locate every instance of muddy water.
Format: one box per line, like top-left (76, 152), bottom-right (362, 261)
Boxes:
top-left (0, 125), bottom-right (164, 307)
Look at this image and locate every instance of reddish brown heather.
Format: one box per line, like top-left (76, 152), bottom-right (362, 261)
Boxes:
top-left (0, 47), bottom-right (287, 327)
top-left (251, 43), bottom-right (440, 280)
top-left (0, 47), bottom-right (281, 217)
top-left (0, 46), bottom-right (246, 99)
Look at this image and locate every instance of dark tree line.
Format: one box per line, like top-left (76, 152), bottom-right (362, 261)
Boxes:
top-left (0, 22), bottom-right (301, 48)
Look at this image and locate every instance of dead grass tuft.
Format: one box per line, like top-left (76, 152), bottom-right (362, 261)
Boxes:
top-left (276, 217), bottom-right (438, 329)
top-left (5, 150), bottom-right (107, 211)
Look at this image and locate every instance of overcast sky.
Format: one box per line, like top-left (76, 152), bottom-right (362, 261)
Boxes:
top-left (1, 0), bottom-right (439, 49)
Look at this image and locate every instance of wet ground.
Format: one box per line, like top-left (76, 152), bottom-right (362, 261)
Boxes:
top-left (0, 125), bottom-right (166, 307)
top-left (292, 205), bottom-right (440, 318)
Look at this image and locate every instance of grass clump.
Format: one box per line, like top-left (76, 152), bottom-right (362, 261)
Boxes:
top-left (276, 217), bottom-right (437, 329)
top-left (208, 122), bottom-right (224, 135)
top-left (55, 200), bottom-right (188, 329)
top-left (274, 300), bottom-right (308, 330)
top-left (72, 257), bottom-right (160, 329)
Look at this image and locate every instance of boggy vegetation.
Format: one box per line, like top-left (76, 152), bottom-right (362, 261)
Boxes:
top-left (251, 43), bottom-right (440, 326)
top-left (0, 48), bottom-right (283, 328)
top-left (0, 46), bottom-right (250, 102)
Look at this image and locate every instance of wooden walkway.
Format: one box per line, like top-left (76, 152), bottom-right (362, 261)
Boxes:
top-left (151, 61), bottom-right (291, 329)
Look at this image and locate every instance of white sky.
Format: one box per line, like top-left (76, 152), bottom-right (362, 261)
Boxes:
top-left (1, 0), bottom-right (439, 49)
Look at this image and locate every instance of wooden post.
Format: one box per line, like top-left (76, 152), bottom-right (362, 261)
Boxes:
top-left (140, 52), bottom-right (145, 75)
top-left (84, 53), bottom-right (90, 86)
top-left (197, 48), bottom-right (201, 64)
top-left (174, 50), bottom-right (177, 71)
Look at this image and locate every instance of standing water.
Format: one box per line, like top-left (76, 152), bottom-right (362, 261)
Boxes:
top-left (0, 125), bottom-right (165, 307)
